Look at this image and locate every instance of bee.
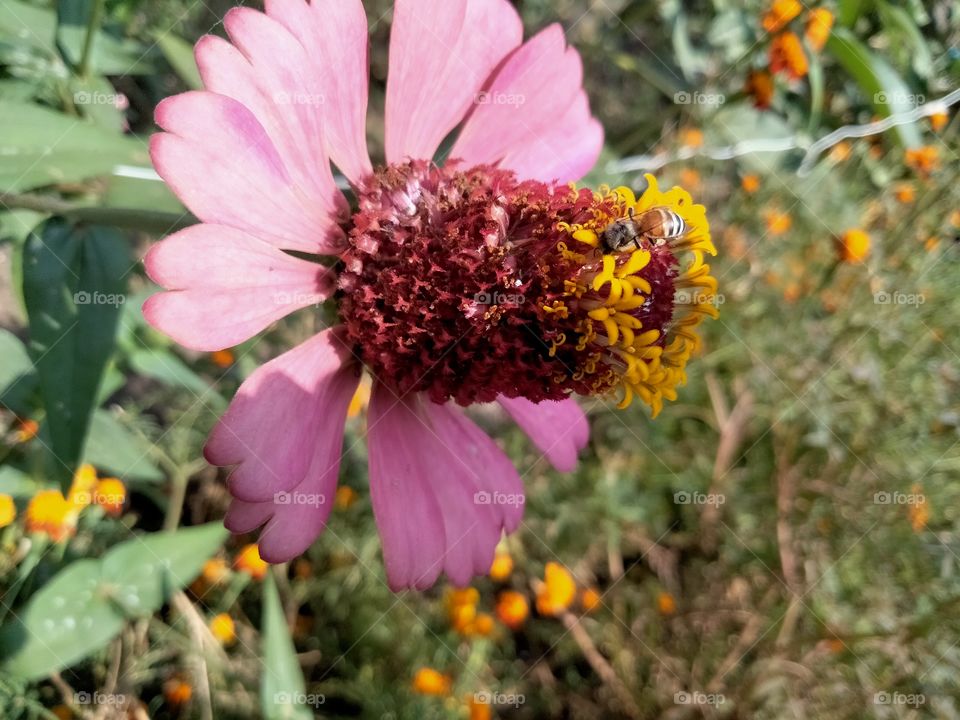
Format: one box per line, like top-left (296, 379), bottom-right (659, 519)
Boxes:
top-left (600, 206), bottom-right (686, 253)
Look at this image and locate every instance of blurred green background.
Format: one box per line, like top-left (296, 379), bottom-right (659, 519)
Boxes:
top-left (2, 0), bottom-right (960, 718)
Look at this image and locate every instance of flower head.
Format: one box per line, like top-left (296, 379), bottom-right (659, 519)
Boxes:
top-left (495, 590), bottom-right (530, 630)
top-left (25, 490), bottom-right (77, 542)
top-left (838, 229), bottom-right (870, 263)
top-left (745, 70), bottom-right (774, 110)
top-left (905, 146), bottom-right (940, 175)
top-left (489, 551), bottom-right (514, 582)
top-left (209, 613), bottom-right (236, 645)
top-left (412, 668), bottom-right (451, 696)
top-left (234, 543), bottom-right (269, 580)
top-left (93, 478), bottom-right (126, 516)
top-left (805, 8), bottom-right (834, 51)
top-left (0, 494), bottom-right (15, 528)
top-left (762, 0), bottom-right (802, 33)
top-left (769, 32), bottom-right (808, 79)
top-left (143, 0), bottom-right (714, 590)
top-left (535, 562), bottom-right (577, 616)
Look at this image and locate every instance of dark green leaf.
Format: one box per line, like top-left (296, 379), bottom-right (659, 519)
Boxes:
top-left (129, 348), bottom-right (225, 406)
top-left (155, 32), bottom-right (202, 90)
top-left (22, 219), bottom-right (128, 485)
top-left (261, 575), bottom-right (313, 720)
top-left (0, 328), bottom-right (36, 413)
top-left (56, 0), bottom-right (153, 75)
top-left (82, 410), bottom-right (164, 483)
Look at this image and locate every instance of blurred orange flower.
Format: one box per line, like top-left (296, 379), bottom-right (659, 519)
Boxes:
top-left (25, 490), bottom-right (77, 542)
top-left (908, 484), bottom-right (928, 532)
top-left (679, 127), bottom-right (704, 149)
top-left (163, 678), bottom-right (193, 706)
top-left (805, 8), bottom-right (834, 51)
top-left (929, 111), bottom-right (949, 132)
top-left (468, 696), bottom-right (492, 720)
top-left (14, 418), bottom-right (39, 443)
top-left (93, 478), bottom-right (126, 516)
top-left (412, 667), bottom-right (451, 696)
top-left (535, 562), bottom-right (576, 616)
top-left (893, 183), bottom-right (915, 204)
top-left (581, 587), bottom-right (602, 613)
top-left (762, 0), bottom-right (802, 33)
top-left (741, 174), bottom-right (761, 194)
top-left (209, 613), bottom-right (236, 645)
top-left (489, 551), bottom-right (514, 581)
top-left (657, 591), bottom-right (677, 616)
top-left (838, 229), bottom-right (870, 263)
top-left (495, 590), bottom-right (530, 630)
top-left (0, 494), bottom-right (15, 528)
top-left (769, 33), bottom-right (808, 79)
top-left (764, 209), bottom-right (792, 235)
top-left (446, 587), bottom-right (480, 633)
top-left (66, 463), bottom-right (98, 509)
top-left (905, 146), bottom-right (939, 175)
top-left (745, 70), bottom-right (774, 110)
top-left (234, 543), bottom-right (269, 580)
top-left (335, 485), bottom-right (358, 509)
top-left (210, 349), bottom-right (235, 368)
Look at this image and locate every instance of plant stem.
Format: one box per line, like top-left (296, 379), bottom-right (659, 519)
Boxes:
top-left (78, 0), bottom-right (106, 79)
top-left (0, 192), bottom-right (195, 235)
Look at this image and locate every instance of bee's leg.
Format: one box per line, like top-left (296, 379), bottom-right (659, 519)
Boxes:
top-left (633, 236), bottom-right (643, 251)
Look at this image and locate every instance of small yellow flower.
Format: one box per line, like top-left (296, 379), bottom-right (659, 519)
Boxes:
top-left (93, 478), bottom-right (126, 516)
top-left (0, 494), bottom-right (16, 528)
top-left (446, 587), bottom-right (480, 634)
top-left (411, 668), bottom-right (451, 696)
top-left (488, 551), bottom-right (513, 582)
top-left (209, 613), bottom-right (236, 645)
top-left (535, 562), bottom-right (576, 616)
top-left (908, 484), bottom-right (928, 532)
top-left (764, 209), bottom-right (792, 236)
top-left (893, 183), bottom-right (915, 204)
top-left (838, 229), bottom-right (870, 263)
top-left (234, 543), bottom-right (269, 580)
top-left (657, 591), bottom-right (677, 616)
top-left (769, 32), bottom-right (808, 79)
top-left (745, 70), bottom-right (774, 109)
top-left (163, 678), bottom-right (193, 706)
top-left (495, 590), bottom-right (529, 630)
top-left (210, 349), bottom-right (235, 368)
top-left (805, 8), bottom-right (834, 51)
top-left (335, 485), bottom-right (358, 509)
top-left (905, 146), bottom-right (939, 175)
top-left (470, 612), bottom-right (495, 637)
top-left (581, 587), bottom-right (602, 613)
top-left (25, 490), bottom-right (77, 542)
top-left (762, 0), bottom-right (802, 33)
top-left (930, 111), bottom-right (949, 132)
top-left (14, 418), bottom-right (39, 443)
top-left (347, 376), bottom-right (372, 418)
top-left (741, 174), bottom-right (761, 194)
top-left (67, 464), bottom-right (98, 509)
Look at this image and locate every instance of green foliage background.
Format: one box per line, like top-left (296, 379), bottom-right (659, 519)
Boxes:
top-left (1, 0), bottom-right (960, 718)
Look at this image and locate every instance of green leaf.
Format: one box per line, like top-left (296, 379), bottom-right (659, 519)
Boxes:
top-left (0, 328), bottom-right (36, 413)
top-left (261, 575), bottom-right (313, 720)
top-left (129, 348), bottom-right (225, 406)
top-left (0, 102), bottom-right (148, 192)
top-left (0, 560), bottom-right (125, 681)
top-left (22, 219), bottom-right (128, 485)
top-left (70, 75), bottom-right (126, 131)
top-left (155, 32), bottom-right (202, 90)
top-left (838, 0), bottom-right (871, 27)
top-left (826, 28), bottom-right (922, 148)
top-left (876, 1), bottom-right (933, 79)
top-left (0, 524), bottom-right (225, 680)
top-left (0, 0), bottom-right (57, 53)
top-left (56, 0), bottom-right (153, 75)
top-left (100, 523), bottom-right (228, 616)
top-left (0, 465), bottom-right (36, 499)
top-left (82, 410), bottom-right (164, 483)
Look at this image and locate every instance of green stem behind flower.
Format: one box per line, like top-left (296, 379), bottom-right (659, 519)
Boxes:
top-left (0, 193), bottom-right (196, 235)
top-left (78, 0), bottom-right (107, 79)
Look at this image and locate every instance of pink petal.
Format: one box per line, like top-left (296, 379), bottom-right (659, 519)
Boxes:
top-left (152, 91), bottom-right (344, 254)
top-left (264, 0), bottom-right (372, 183)
top-left (498, 396), bottom-right (589, 473)
top-left (385, 0), bottom-right (522, 164)
top-left (451, 25), bottom-right (603, 183)
top-left (368, 386), bottom-right (525, 590)
top-left (142, 224), bottom-right (334, 352)
top-left (205, 327), bottom-right (359, 517)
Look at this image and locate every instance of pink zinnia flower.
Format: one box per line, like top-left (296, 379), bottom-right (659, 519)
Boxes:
top-left (144, 0), bottom-right (717, 589)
